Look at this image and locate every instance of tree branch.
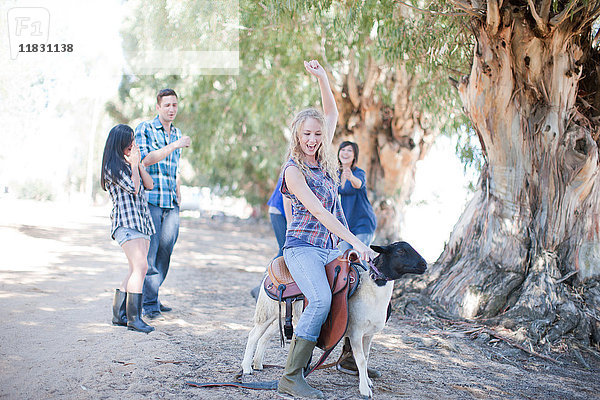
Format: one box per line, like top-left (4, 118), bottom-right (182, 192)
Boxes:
top-left (486, 0), bottom-right (500, 35)
top-left (448, 76), bottom-right (459, 90)
top-left (540, 0), bottom-right (551, 22)
top-left (320, 34), bottom-right (329, 67)
top-left (395, 0), bottom-right (469, 17)
top-left (393, 67), bottom-right (409, 121)
top-left (327, 71), bottom-right (346, 130)
top-left (361, 55), bottom-right (380, 104)
top-left (527, 0), bottom-right (549, 36)
top-left (447, 0), bottom-right (485, 20)
top-left (326, 69), bottom-right (341, 101)
top-left (555, 270), bottom-right (578, 284)
top-left (581, 3), bottom-right (600, 31)
top-left (347, 50), bottom-right (361, 109)
top-left (549, 0), bottom-right (578, 27)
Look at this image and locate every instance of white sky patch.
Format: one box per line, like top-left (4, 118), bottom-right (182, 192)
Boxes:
top-left (402, 135), bottom-right (478, 263)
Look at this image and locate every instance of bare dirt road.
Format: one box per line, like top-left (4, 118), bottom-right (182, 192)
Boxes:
top-left (1, 199), bottom-right (598, 399)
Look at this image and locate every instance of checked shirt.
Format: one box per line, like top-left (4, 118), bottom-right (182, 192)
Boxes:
top-left (281, 158), bottom-right (348, 248)
top-left (135, 115), bottom-right (181, 209)
top-left (105, 165), bottom-right (155, 240)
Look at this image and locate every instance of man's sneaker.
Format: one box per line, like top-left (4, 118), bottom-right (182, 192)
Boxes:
top-left (159, 304), bottom-right (172, 312)
top-left (144, 310), bottom-right (164, 320)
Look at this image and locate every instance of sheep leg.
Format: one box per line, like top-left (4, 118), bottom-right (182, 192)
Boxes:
top-left (241, 315), bottom-right (275, 374)
top-left (242, 290), bottom-right (278, 374)
top-left (362, 335), bottom-right (374, 387)
top-left (253, 319), bottom-right (279, 370)
top-left (349, 333), bottom-right (372, 398)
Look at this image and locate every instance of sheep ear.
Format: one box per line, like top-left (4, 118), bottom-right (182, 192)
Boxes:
top-left (370, 245), bottom-right (387, 254)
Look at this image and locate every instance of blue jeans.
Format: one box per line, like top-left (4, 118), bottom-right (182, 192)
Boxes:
top-left (269, 212), bottom-right (287, 259)
top-left (337, 232), bottom-right (374, 253)
top-left (283, 246), bottom-right (341, 342)
top-left (143, 204), bottom-right (180, 313)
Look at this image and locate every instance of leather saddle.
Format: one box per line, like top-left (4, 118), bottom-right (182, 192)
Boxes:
top-left (263, 249), bottom-right (361, 357)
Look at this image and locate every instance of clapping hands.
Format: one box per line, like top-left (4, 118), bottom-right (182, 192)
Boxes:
top-left (341, 167), bottom-right (353, 181)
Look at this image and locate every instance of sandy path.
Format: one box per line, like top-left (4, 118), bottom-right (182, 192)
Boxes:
top-left (0, 199), bottom-right (598, 400)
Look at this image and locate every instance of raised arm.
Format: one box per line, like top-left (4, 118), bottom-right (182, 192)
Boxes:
top-left (285, 166), bottom-right (376, 261)
top-left (304, 60), bottom-right (338, 145)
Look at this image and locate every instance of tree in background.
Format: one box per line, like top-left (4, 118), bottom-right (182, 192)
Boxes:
top-left (109, 0), bottom-right (323, 205)
top-left (397, 0), bottom-right (600, 349)
top-left (108, 0), bottom-right (471, 240)
top-left (273, 1), bottom-right (472, 242)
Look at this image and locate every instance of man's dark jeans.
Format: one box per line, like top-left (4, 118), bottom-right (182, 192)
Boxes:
top-left (143, 204), bottom-right (179, 313)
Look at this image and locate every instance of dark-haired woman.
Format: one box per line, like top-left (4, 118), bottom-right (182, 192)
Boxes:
top-left (101, 124), bottom-right (156, 333)
top-left (336, 140), bottom-right (380, 378)
top-left (337, 141), bottom-right (377, 253)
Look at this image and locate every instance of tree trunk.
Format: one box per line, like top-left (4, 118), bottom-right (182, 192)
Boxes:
top-left (333, 57), bottom-right (436, 242)
top-left (420, 4), bottom-right (600, 345)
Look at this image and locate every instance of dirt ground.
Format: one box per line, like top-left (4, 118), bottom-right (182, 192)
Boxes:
top-left (1, 198), bottom-right (599, 400)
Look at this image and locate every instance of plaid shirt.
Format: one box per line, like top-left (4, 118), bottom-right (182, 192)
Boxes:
top-left (105, 165), bottom-right (155, 239)
top-left (135, 116), bottom-right (181, 209)
top-left (281, 158), bottom-right (347, 248)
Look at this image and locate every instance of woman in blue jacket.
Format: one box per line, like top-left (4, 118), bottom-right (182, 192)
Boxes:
top-left (337, 141), bottom-right (377, 252)
top-left (336, 140), bottom-right (383, 379)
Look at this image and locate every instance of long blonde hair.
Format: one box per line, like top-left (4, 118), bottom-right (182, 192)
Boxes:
top-left (284, 108), bottom-right (339, 184)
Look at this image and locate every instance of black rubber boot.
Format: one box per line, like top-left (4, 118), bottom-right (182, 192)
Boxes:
top-left (278, 336), bottom-right (324, 399)
top-left (126, 293), bottom-right (154, 333)
top-left (111, 289), bottom-right (127, 326)
top-left (337, 337), bottom-right (382, 379)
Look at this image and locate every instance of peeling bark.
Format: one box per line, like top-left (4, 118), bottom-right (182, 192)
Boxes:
top-left (400, 3), bottom-right (600, 346)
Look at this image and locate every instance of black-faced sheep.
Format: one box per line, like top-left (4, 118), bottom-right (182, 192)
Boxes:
top-left (242, 241), bottom-right (427, 398)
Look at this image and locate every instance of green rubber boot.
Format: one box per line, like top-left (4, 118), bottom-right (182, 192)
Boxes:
top-left (278, 336), bottom-right (324, 399)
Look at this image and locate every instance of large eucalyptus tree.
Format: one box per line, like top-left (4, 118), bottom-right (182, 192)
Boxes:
top-left (412, 0), bottom-right (600, 346)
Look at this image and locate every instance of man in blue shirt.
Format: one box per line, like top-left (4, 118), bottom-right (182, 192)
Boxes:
top-left (135, 88), bottom-right (191, 319)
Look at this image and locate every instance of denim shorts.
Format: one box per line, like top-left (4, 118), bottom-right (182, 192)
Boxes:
top-left (114, 226), bottom-right (150, 246)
